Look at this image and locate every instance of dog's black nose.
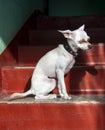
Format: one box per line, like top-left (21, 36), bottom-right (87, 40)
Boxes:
top-left (88, 44), bottom-right (92, 49)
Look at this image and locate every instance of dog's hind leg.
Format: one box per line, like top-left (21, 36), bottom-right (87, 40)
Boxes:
top-left (32, 77), bottom-right (57, 100)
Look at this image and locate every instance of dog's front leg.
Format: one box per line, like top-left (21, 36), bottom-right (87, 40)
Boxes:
top-left (56, 68), bottom-right (71, 100)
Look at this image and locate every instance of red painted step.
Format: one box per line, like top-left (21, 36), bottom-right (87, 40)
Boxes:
top-left (1, 66), bottom-right (105, 94)
top-left (18, 43), bottom-right (105, 66)
top-left (36, 15), bottom-right (105, 30)
top-left (65, 66), bottom-right (105, 94)
top-left (29, 29), bottom-right (105, 44)
top-left (76, 43), bottom-right (105, 66)
top-left (29, 30), bottom-right (65, 45)
top-left (86, 28), bottom-right (105, 43)
top-left (1, 66), bottom-right (34, 93)
top-left (18, 45), bottom-right (56, 65)
top-left (0, 101), bottom-right (105, 130)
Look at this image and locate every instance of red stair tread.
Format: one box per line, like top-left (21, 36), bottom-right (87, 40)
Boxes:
top-left (0, 103), bottom-right (105, 130)
top-left (1, 66), bottom-right (105, 94)
top-left (18, 43), bottom-right (105, 66)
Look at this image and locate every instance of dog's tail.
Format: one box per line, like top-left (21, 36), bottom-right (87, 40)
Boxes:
top-left (9, 89), bottom-right (33, 100)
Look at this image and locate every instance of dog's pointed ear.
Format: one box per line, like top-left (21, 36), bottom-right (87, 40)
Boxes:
top-left (58, 30), bottom-right (72, 38)
top-left (79, 24), bottom-right (85, 31)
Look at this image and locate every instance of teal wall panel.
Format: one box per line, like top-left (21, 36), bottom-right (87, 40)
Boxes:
top-left (0, 0), bottom-right (43, 54)
top-left (49, 0), bottom-right (105, 16)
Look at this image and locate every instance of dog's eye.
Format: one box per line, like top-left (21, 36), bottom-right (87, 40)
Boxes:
top-left (79, 38), bottom-right (90, 43)
top-left (79, 40), bottom-right (86, 43)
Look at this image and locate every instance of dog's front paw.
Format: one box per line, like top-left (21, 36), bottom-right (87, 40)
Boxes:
top-left (61, 94), bottom-right (72, 100)
top-left (64, 95), bottom-right (72, 100)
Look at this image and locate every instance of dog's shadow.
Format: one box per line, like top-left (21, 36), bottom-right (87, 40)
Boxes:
top-left (24, 77), bottom-right (31, 92)
top-left (69, 65), bottom-right (98, 94)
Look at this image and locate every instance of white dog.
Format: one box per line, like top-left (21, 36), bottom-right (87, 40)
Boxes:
top-left (10, 25), bottom-right (92, 100)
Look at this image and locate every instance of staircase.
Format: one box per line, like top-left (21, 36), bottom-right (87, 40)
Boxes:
top-left (0, 11), bottom-right (105, 130)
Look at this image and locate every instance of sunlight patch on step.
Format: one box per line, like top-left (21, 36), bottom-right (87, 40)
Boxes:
top-left (0, 94), bottom-right (105, 104)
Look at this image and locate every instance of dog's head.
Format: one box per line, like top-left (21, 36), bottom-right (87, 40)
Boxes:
top-left (58, 25), bottom-right (92, 50)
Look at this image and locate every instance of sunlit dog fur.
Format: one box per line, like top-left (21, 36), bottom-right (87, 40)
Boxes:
top-left (10, 25), bottom-right (92, 100)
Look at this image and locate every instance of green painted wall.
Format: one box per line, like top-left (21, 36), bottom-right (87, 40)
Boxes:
top-left (0, 0), bottom-right (43, 54)
top-left (49, 0), bottom-right (105, 16)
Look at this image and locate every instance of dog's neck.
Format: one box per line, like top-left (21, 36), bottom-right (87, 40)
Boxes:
top-left (63, 39), bottom-right (78, 57)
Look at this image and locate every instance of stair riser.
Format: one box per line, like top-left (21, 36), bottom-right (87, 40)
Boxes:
top-left (18, 45), bottom-right (56, 65)
top-left (18, 44), bottom-right (105, 66)
top-left (29, 30), bottom-right (65, 45)
top-left (0, 103), bottom-right (105, 130)
top-left (1, 67), bottom-right (33, 93)
top-left (2, 66), bottom-right (105, 94)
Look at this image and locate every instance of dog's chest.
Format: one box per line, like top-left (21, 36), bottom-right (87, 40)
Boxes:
top-left (57, 53), bottom-right (75, 73)
top-left (57, 45), bottom-right (75, 74)
top-left (64, 56), bottom-right (75, 74)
